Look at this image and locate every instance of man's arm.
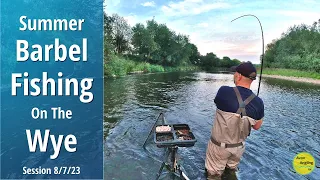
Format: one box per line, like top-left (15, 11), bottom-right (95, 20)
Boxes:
top-left (253, 98), bottom-right (264, 130)
top-left (252, 119), bottom-right (263, 130)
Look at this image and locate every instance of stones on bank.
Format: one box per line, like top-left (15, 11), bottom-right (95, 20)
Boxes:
top-left (128, 71), bottom-right (144, 74)
top-left (262, 74), bottom-right (320, 85)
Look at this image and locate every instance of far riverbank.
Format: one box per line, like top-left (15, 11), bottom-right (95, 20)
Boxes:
top-left (262, 74), bottom-right (320, 85)
top-left (256, 68), bottom-right (320, 85)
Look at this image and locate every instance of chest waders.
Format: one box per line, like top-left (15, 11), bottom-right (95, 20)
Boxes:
top-left (210, 87), bottom-right (256, 148)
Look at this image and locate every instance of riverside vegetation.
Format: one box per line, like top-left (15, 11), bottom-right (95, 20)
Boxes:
top-left (104, 13), bottom-right (320, 80)
top-left (263, 19), bottom-right (320, 79)
top-left (104, 13), bottom-right (241, 77)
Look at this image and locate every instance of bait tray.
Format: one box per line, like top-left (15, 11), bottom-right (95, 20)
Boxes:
top-left (154, 124), bottom-right (197, 148)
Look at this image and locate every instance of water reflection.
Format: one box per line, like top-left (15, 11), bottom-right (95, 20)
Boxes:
top-left (104, 72), bottom-right (320, 180)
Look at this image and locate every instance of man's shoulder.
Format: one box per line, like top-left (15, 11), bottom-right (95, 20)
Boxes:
top-left (215, 86), bottom-right (234, 102)
top-left (216, 86), bottom-right (234, 96)
top-left (251, 94), bottom-right (264, 119)
top-left (253, 95), bottom-right (264, 106)
top-left (218, 86), bottom-right (234, 92)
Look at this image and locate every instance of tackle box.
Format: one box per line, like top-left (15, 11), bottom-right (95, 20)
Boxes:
top-left (154, 124), bottom-right (197, 148)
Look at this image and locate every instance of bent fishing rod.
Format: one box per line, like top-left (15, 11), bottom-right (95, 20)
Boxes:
top-left (231, 14), bottom-right (264, 96)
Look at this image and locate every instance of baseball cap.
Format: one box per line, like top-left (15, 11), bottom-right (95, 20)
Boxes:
top-left (230, 61), bottom-right (257, 80)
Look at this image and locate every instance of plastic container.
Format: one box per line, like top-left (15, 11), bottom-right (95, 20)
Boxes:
top-left (154, 124), bottom-right (197, 148)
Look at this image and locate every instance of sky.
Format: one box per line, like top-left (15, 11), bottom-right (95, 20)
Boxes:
top-left (104, 0), bottom-right (320, 64)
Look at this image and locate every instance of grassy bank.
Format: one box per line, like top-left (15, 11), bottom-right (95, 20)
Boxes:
top-left (163, 66), bottom-right (200, 72)
top-left (259, 68), bottom-right (320, 79)
top-left (104, 56), bottom-right (199, 77)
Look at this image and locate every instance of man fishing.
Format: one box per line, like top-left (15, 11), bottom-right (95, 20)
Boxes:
top-left (205, 61), bottom-right (264, 180)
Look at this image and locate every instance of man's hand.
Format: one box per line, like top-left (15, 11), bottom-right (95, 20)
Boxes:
top-left (252, 119), bottom-right (263, 130)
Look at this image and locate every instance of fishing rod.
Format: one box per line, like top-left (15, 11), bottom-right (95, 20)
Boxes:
top-left (231, 14), bottom-right (264, 96)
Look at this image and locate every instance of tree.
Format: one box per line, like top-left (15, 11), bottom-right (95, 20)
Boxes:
top-left (188, 43), bottom-right (201, 65)
top-left (103, 13), bottom-right (245, 71)
top-left (110, 14), bottom-right (133, 54)
top-left (231, 59), bottom-right (241, 66)
top-left (264, 20), bottom-right (320, 72)
top-left (264, 39), bottom-right (278, 67)
top-left (104, 13), bottom-right (115, 59)
top-left (200, 53), bottom-right (220, 69)
top-left (132, 23), bottom-right (159, 60)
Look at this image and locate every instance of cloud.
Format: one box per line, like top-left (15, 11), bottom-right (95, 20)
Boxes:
top-left (195, 41), bottom-right (261, 63)
top-left (107, 0), bottom-right (320, 64)
top-left (197, 22), bottom-right (209, 28)
top-left (106, 0), bottom-right (121, 7)
top-left (161, 11), bottom-right (262, 62)
top-left (268, 10), bottom-right (320, 40)
top-left (277, 10), bottom-right (320, 19)
top-left (104, 0), bottom-right (121, 14)
top-left (123, 15), bottom-right (138, 27)
top-left (195, 35), bottom-right (261, 54)
top-left (122, 14), bottom-right (153, 27)
top-left (141, 1), bottom-right (156, 7)
top-left (275, 10), bottom-right (320, 29)
top-left (161, 0), bottom-right (230, 16)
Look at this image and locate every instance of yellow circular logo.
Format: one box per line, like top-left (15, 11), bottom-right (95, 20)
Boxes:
top-left (292, 152), bottom-right (315, 175)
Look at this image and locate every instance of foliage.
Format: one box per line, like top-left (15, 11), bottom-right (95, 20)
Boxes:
top-left (104, 13), bottom-right (133, 56)
top-left (103, 13), bottom-right (241, 73)
top-left (104, 55), bottom-right (131, 77)
top-left (264, 19), bottom-right (320, 73)
top-left (131, 19), bottom-right (199, 66)
top-left (104, 13), bottom-right (115, 59)
top-left (104, 55), bottom-right (202, 77)
top-left (199, 53), bottom-right (241, 70)
top-left (104, 56), bottom-right (166, 77)
top-left (104, 13), bottom-right (320, 78)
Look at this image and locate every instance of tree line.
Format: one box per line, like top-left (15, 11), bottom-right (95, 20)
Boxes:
top-left (104, 13), bottom-right (241, 70)
top-left (264, 19), bottom-right (320, 73)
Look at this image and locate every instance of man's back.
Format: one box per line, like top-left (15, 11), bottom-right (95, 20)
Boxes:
top-left (205, 62), bottom-right (265, 179)
top-left (214, 86), bottom-right (264, 120)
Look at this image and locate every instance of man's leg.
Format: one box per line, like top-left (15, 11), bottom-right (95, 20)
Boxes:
top-left (205, 141), bottom-right (231, 180)
top-left (221, 167), bottom-right (238, 180)
top-left (205, 168), bottom-right (222, 180)
top-left (223, 144), bottom-right (245, 179)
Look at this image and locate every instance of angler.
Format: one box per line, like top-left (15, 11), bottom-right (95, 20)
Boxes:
top-left (205, 14), bottom-right (265, 180)
top-left (205, 62), bottom-right (264, 180)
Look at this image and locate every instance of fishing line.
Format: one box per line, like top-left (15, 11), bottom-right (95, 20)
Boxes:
top-left (231, 14), bottom-right (265, 96)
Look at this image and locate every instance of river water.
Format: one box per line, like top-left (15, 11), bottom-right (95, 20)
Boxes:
top-left (104, 72), bottom-right (320, 180)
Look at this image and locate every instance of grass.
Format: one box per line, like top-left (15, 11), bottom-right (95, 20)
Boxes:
top-left (104, 56), bottom-right (134, 77)
top-left (105, 57), bottom-right (320, 80)
top-left (260, 68), bottom-right (320, 80)
top-left (104, 56), bottom-right (165, 77)
top-left (105, 55), bottom-right (199, 77)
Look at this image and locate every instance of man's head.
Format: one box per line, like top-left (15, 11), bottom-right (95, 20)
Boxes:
top-left (231, 61), bottom-right (257, 87)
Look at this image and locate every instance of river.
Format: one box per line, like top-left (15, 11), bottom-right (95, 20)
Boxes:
top-left (104, 71), bottom-right (320, 180)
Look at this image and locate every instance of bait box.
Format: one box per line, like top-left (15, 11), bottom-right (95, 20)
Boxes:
top-left (154, 124), bottom-right (197, 148)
